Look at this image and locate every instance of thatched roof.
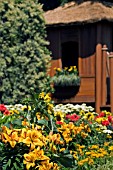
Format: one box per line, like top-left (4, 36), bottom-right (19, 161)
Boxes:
top-left (44, 1), bottom-right (113, 26)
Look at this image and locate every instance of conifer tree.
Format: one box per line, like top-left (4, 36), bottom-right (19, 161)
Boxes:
top-left (0, 0), bottom-right (51, 104)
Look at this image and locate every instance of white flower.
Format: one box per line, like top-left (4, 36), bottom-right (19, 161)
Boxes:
top-left (53, 103), bottom-right (94, 114)
top-left (103, 129), bottom-right (113, 134)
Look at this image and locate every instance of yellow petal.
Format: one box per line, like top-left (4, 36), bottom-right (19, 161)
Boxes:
top-left (9, 140), bottom-right (16, 148)
top-left (11, 132), bottom-right (18, 141)
top-left (26, 162), bottom-right (35, 170)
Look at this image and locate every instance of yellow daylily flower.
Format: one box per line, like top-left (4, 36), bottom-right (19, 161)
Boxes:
top-left (19, 128), bottom-right (28, 142)
top-left (9, 140), bottom-right (17, 148)
top-left (24, 152), bottom-right (36, 170)
top-left (34, 148), bottom-right (50, 161)
top-left (60, 148), bottom-right (65, 152)
top-left (37, 160), bottom-right (59, 170)
top-left (22, 129), bottom-right (45, 150)
top-left (2, 131), bottom-right (19, 148)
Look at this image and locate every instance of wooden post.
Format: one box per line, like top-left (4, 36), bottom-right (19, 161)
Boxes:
top-left (101, 45), bottom-right (108, 106)
top-left (109, 55), bottom-right (113, 113)
top-left (95, 44), bottom-right (102, 113)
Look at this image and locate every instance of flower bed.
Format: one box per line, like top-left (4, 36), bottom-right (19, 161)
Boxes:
top-left (0, 94), bottom-right (113, 169)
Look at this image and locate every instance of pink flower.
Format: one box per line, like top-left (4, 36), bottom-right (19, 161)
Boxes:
top-left (102, 120), bottom-right (110, 126)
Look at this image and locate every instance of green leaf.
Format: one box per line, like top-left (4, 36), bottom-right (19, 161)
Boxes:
top-left (12, 119), bottom-right (22, 126)
top-left (13, 162), bottom-right (17, 169)
top-left (53, 154), bottom-right (74, 168)
top-left (15, 157), bottom-right (20, 163)
top-left (38, 119), bottom-right (48, 127)
top-left (2, 163), bottom-right (8, 170)
top-left (7, 159), bottom-right (11, 167)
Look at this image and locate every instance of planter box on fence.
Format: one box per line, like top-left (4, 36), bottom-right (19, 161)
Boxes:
top-left (53, 85), bottom-right (80, 100)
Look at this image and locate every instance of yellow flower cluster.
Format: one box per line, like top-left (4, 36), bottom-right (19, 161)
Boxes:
top-left (95, 111), bottom-right (112, 124)
top-left (1, 126), bottom-right (46, 149)
top-left (47, 133), bottom-right (64, 153)
top-left (58, 122), bottom-right (91, 144)
top-left (82, 112), bottom-right (95, 121)
top-left (39, 92), bottom-right (54, 115)
top-left (1, 126), bottom-right (20, 148)
top-left (73, 144), bottom-right (108, 166)
top-left (54, 111), bottom-right (65, 122)
top-left (0, 125), bottom-right (60, 170)
top-left (54, 66), bottom-right (77, 73)
top-left (24, 148), bottom-right (59, 170)
top-left (9, 109), bottom-right (20, 115)
top-left (68, 66), bottom-right (77, 72)
top-left (39, 92), bottom-right (51, 103)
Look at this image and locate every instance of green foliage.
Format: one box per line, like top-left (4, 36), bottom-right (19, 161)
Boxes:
top-left (92, 155), bottom-right (113, 170)
top-left (0, 0), bottom-right (51, 104)
top-left (0, 142), bottom-right (27, 170)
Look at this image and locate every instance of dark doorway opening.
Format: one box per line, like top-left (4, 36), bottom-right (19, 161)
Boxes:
top-left (61, 41), bottom-right (79, 68)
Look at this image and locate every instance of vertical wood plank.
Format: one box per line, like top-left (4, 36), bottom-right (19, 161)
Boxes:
top-left (95, 44), bottom-right (102, 113)
top-left (109, 55), bottom-right (113, 113)
top-left (101, 45), bottom-right (108, 106)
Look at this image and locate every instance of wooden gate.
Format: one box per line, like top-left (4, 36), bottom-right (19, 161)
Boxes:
top-left (96, 44), bottom-right (113, 113)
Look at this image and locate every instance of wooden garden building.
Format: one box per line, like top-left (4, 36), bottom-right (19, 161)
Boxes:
top-left (44, 1), bottom-right (113, 112)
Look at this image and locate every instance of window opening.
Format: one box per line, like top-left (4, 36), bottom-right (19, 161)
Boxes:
top-left (61, 41), bottom-right (79, 69)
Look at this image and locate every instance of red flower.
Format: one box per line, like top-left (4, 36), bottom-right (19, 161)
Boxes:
top-left (66, 114), bottom-right (71, 119)
top-left (3, 109), bottom-right (10, 115)
top-left (0, 104), bottom-right (7, 112)
top-left (95, 112), bottom-right (106, 120)
top-left (108, 115), bottom-right (113, 123)
top-left (99, 112), bottom-right (105, 117)
top-left (56, 121), bottom-right (63, 125)
top-left (66, 114), bottom-right (80, 122)
top-left (102, 120), bottom-right (110, 126)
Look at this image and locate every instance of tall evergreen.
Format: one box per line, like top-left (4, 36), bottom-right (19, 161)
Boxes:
top-left (0, 0), bottom-right (51, 104)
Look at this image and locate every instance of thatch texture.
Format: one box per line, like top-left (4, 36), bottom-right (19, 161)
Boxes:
top-left (44, 1), bottom-right (113, 26)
